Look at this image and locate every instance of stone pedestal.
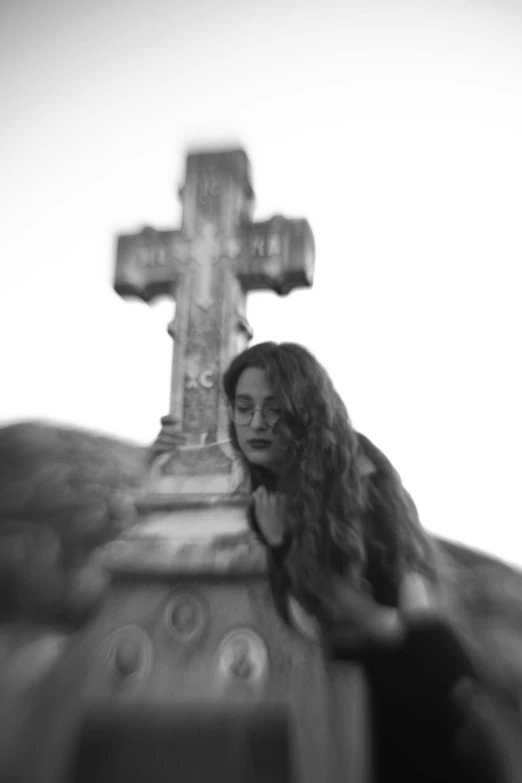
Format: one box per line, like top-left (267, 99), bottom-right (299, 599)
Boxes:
top-left (14, 500), bottom-right (374, 783)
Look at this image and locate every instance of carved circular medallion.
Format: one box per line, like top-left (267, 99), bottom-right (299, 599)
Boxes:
top-left (164, 592), bottom-right (206, 641)
top-left (99, 625), bottom-right (153, 688)
top-left (213, 629), bottom-right (268, 693)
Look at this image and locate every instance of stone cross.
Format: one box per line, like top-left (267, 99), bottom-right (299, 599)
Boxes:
top-left (114, 149), bottom-right (314, 494)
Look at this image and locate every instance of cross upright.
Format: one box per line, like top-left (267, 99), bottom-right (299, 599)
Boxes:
top-left (115, 148), bottom-right (315, 495)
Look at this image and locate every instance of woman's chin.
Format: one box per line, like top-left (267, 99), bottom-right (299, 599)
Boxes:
top-left (244, 449), bottom-right (279, 472)
top-left (248, 451), bottom-right (275, 467)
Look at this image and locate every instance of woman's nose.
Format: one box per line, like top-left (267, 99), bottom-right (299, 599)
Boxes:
top-left (251, 409), bottom-right (267, 430)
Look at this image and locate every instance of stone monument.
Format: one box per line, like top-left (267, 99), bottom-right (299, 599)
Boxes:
top-left (16, 149), bottom-right (372, 783)
top-left (108, 147), bottom-right (318, 572)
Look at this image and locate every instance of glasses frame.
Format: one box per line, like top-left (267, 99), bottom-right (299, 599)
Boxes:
top-left (228, 401), bottom-right (282, 428)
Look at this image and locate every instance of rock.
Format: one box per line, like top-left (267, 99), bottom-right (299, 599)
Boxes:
top-left (0, 420), bottom-right (146, 629)
top-left (61, 559), bottom-right (110, 627)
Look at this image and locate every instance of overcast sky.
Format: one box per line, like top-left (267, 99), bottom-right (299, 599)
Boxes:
top-left (2, 0), bottom-right (521, 566)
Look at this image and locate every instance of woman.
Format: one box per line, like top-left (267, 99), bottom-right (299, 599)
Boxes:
top-left (155, 341), bottom-right (510, 782)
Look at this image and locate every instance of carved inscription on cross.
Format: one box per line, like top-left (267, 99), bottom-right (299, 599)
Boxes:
top-left (185, 221), bottom-right (232, 311)
top-left (115, 149), bottom-right (314, 493)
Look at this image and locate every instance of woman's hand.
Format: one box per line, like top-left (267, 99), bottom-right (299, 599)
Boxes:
top-left (324, 576), bottom-right (405, 653)
top-left (149, 415), bottom-right (187, 462)
top-left (252, 487), bottom-right (286, 547)
top-left (398, 572), bottom-right (439, 622)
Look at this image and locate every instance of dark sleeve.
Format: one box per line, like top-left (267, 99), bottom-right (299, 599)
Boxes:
top-left (364, 540), bottom-right (400, 608)
top-left (247, 502), bottom-right (292, 567)
top-left (247, 501), bottom-right (293, 627)
top-left (269, 531), bottom-right (292, 567)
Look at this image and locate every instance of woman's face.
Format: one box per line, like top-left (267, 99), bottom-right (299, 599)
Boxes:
top-left (231, 367), bottom-right (287, 474)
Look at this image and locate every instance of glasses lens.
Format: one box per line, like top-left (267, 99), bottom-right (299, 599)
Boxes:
top-left (263, 408), bottom-right (281, 426)
top-left (232, 404), bottom-right (253, 425)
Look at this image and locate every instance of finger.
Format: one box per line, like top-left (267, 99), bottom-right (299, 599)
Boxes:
top-left (160, 429), bottom-right (184, 441)
top-left (149, 444), bottom-right (173, 457)
top-left (160, 415), bottom-right (179, 426)
top-left (151, 438), bottom-right (172, 451)
top-left (153, 437), bottom-right (181, 450)
top-left (164, 426), bottom-right (186, 439)
top-left (150, 436), bottom-right (184, 454)
top-left (156, 431), bottom-right (182, 442)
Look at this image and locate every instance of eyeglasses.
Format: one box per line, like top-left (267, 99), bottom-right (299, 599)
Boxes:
top-left (230, 401), bottom-right (283, 427)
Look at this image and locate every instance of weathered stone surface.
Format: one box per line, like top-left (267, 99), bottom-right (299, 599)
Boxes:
top-left (99, 531), bottom-right (267, 579)
top-left (14, 580), bottom-right (372, 783)
top-left (0, 626), bottom-right (68, 779)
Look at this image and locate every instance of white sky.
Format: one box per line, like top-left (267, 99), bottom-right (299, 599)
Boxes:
top-left (2, 0), bottom-right (521, 566)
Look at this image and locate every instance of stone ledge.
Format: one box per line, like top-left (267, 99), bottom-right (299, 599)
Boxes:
top-left (98, 532), bottom-right (268, 582)
top-left (135, 492), bottom-right (251, 512)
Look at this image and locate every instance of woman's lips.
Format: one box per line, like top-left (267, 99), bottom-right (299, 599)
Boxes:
top-left (247, 440), bottom-right (272, 449)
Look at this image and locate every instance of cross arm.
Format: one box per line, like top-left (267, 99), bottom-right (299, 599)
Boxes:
top-left (236, 216), bottom-right (315, 296)
top-left (114, 226), bottom-right (184, 303)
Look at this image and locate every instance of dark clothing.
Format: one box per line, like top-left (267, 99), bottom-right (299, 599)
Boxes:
top-left (322, 541), bottom-right (471, 782)
top-left (338, 620), bottom-right (478, 783)
top-left (359, 543), bottom-right (471, 778)
top-left (261, 525), bottom-right (500, 782)
top-left (363, 540), bottom-right (400, 608)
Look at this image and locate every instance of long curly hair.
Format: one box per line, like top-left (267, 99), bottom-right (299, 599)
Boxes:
top-left (223, 341), bottom-right (438, 619)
